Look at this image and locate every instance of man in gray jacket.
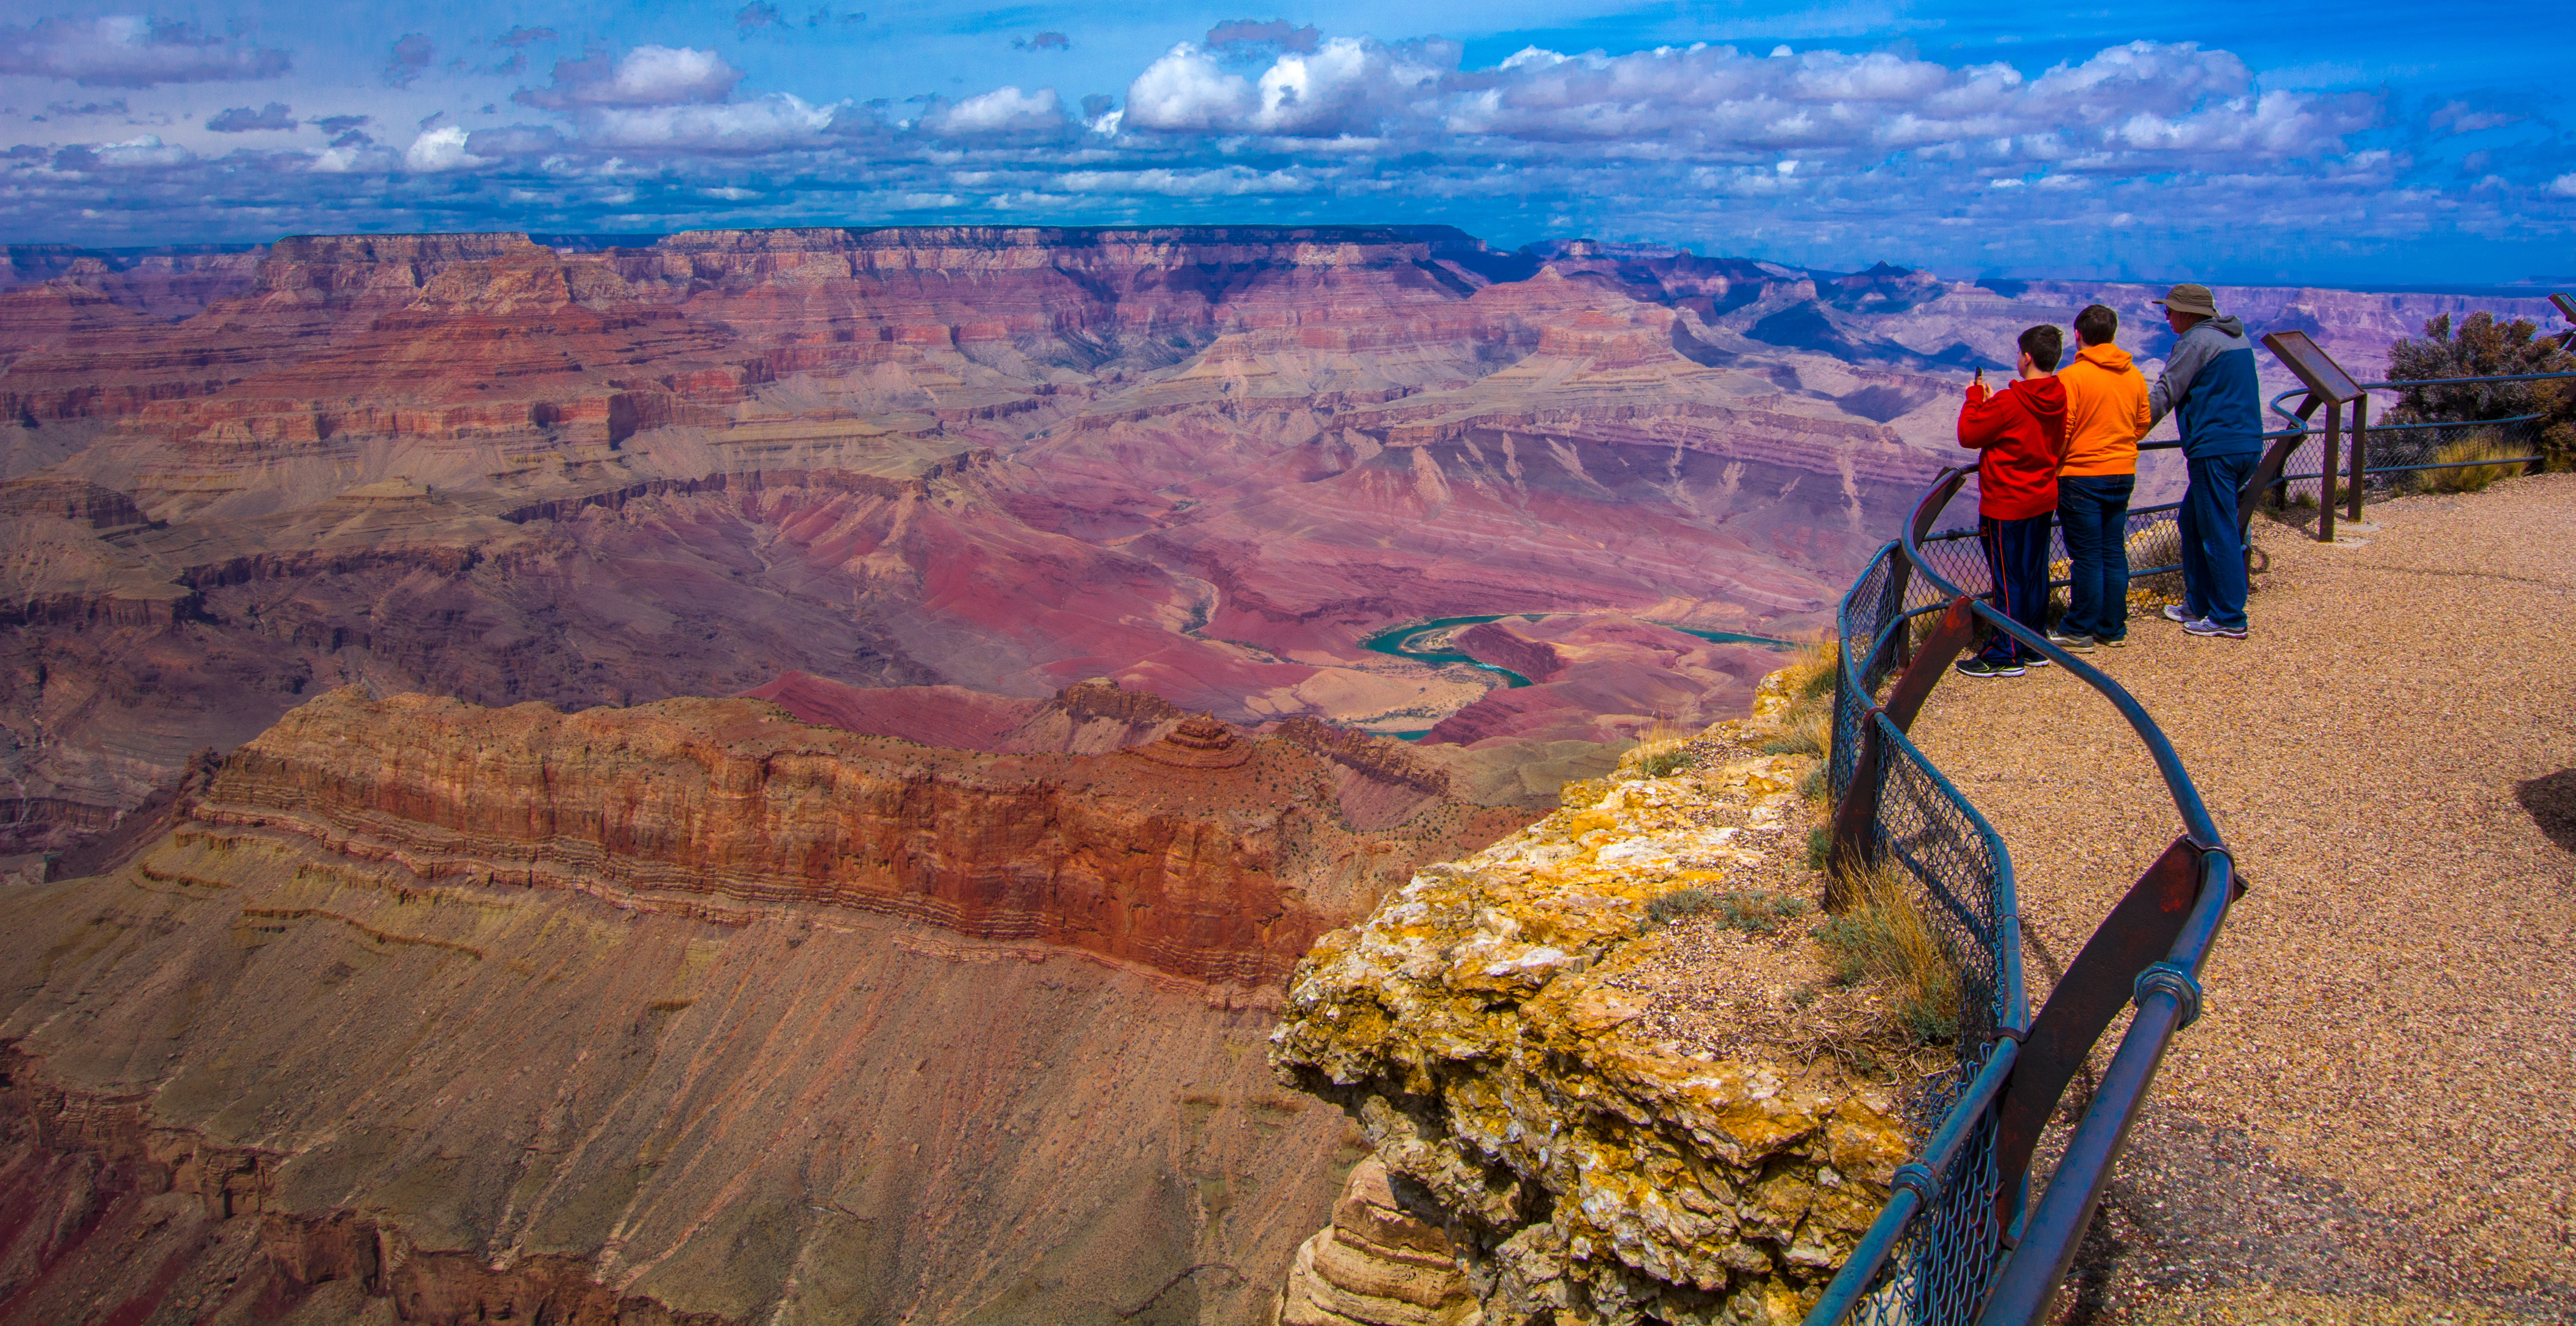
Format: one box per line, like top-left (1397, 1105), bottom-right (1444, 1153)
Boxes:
top-left (2148, 283), bottom-right (2262, 639)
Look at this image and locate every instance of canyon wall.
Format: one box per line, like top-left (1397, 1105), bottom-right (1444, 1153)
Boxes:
top-left (0, 684), bottom-right (1533, 1325)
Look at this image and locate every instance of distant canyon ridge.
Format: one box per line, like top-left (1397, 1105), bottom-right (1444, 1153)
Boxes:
top-left (4, 224), bottom-right (2549, 858)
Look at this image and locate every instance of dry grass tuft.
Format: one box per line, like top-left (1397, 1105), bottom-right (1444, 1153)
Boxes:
top-left (1819, 859), bottom-right (1962, 1044)
top-left (2408, 434), bottom-right (2527, 494)
top-left (1621, 737), bottom-right (1694, 779)
top-left (1759, 706), bottom-right (1832, 759)
top-left (1774, 635), bottom-right (1840, 702)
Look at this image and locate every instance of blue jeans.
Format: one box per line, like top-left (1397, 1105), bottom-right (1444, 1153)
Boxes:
top-left (2178, 452), bottom-right (2258, 630)
top-left (1977, 513), bottom-right (2052, 663)
top-left (2057, 474), bottom-right (2135, 641)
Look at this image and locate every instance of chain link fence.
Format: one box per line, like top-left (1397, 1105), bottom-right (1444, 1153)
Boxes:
top-left (1817, 538), bottom-right (2025, 1325)
top-left (2262, 412), bottom-right (2544, 506)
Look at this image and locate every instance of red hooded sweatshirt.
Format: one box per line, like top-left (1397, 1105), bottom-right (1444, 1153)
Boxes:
top-left (1958, 377), bottom-right (2069, 520)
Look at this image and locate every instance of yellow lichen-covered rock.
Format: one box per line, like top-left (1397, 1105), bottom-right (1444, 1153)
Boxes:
top-left (1272, 669), bottom-right (1915, 1326)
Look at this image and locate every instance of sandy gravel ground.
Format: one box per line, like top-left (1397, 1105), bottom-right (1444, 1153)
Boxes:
top-left (1903, 473), bottom-right (2576, 1323)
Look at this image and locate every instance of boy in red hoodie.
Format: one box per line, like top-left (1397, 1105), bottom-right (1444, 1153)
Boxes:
top-left (1955, 325), bottom-right (2070, 678)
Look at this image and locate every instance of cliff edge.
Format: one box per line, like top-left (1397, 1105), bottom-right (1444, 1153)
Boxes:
top-left (1270, 670), bottom-right (1916, 1326)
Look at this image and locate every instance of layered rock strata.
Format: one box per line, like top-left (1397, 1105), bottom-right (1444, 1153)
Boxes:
top-left (1271, 674), bottom-right (1912, 1326)
top-left (194, 686), bottom-right (1530, 985)
top-left (0, 682), bottom-right (1538, 1325)
top-left (1275, 1158), bottom-right (1481, 1326)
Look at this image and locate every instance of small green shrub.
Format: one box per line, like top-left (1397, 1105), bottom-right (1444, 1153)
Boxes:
top-left (1645, 888), bottom-right (1718, 926)
top-left (1646, 887), bottom-right (1814, 933)
top-left (1720, 889), bottom-right (1814, 934)
top-left (1796, 761), bottom-right (1826, 804)
top-left (1806, 827), bottom-right (1832, 871)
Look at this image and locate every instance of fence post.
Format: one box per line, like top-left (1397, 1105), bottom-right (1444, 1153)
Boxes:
top-left (2318, 401), bottom-right (2341, 544)
top-left (2347, 396), bottom-right (2368, 524)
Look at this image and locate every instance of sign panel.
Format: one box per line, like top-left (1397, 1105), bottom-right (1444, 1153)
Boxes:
top-left (2260, 330), bottom-right (2363, 404)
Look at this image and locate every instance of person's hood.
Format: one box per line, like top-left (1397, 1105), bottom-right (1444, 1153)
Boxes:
top-left (2012, 375), bottom-right (2068, 424)
top-left (2205, 314), bottom-right (2247, 339)
top-left (2075, 342), bottom-right (2135, 372)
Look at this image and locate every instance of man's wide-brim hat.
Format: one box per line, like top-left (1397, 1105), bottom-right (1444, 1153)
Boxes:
top-left (2156, 283), bottom-right (2218, 317)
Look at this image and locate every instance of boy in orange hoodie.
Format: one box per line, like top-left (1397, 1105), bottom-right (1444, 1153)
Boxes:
top-left (2049, 304), bottom-right (2154, 649)
top-left (1955, 325), bottom-right (2069, 679)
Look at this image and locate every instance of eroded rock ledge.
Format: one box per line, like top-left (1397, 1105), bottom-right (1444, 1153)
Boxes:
top-left (1271, 673), bottom-right (1911, 1326)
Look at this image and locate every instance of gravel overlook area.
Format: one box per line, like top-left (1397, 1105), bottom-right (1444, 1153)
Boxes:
top-left (1905, 473), bottom-right (2576, 1324)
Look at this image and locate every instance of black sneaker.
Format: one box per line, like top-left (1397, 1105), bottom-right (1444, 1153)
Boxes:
top-left (2022, 653), bottom-right (2052, 668)
top-left (1955, 657), bottom-right (2026, 679)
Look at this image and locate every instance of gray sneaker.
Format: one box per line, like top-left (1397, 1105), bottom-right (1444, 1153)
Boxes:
top-left (2160, 604), bottom-right (2194, 624)
top-left (2183, 617), bottom-right (2248, 640)
top-left (2045, 630), bottom-right (2097, 653)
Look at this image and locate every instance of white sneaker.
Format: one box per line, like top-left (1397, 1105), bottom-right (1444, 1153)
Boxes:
top-left (2161, 604), bottom-right (2194, 623)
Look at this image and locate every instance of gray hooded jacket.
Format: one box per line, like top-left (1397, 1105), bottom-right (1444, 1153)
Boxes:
top-left (2148, 314), bottom-right (2264, 458)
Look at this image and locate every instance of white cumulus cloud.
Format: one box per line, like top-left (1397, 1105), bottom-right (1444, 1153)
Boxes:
top-left (933, 86), bottom-right (1065, 134)
top-left (580, 94), bottom-right (836, 152)
top-left (518, 46), bottom-right (744, 109)
top-left (405, 126), bottom-right (491, 172)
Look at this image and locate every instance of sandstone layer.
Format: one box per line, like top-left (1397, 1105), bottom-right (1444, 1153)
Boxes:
top-left (1274, 1157), bottom-right (1481, 1326)
top-left (1270, 673), bottom-right (1914, 1326)
top-left (0, 682), bottom-right (1537, 1326)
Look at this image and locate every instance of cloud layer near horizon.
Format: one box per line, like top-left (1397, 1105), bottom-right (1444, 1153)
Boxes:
top-left (0, 8), bottom-right (2567, 282)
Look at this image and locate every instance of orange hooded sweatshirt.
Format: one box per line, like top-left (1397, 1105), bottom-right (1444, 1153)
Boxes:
top-left (2055, 342), bottom-right (2153, 477)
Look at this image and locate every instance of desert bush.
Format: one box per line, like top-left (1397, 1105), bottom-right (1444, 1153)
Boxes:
top-left (1817, 860), bottom-right (1961, 1044)
top-left (2386, 312), bottom-right (2575, 471)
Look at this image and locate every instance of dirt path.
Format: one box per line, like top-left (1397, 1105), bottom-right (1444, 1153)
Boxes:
top-left (1902, 473), bottom-right (2576, 1323)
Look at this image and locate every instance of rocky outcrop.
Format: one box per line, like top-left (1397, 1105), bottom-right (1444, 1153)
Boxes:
top-left (1271, 673), bottom-right (1914, 1326)
top-left (1275, 1158), bottom-right (1480, 1326)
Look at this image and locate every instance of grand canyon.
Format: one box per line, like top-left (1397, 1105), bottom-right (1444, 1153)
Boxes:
top-left (2, 225), bottom-right (2565, 1325)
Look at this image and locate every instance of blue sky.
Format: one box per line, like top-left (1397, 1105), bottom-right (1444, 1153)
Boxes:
top-left (2, 1), bottom-right (2570, 284)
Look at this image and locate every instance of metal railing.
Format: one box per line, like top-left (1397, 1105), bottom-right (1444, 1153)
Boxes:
top-left (1805, 467), bottom-right (2241, 1326)
top-left (2261, 371), bottom-right (2567, 541)
top-left (1913, 369), bottom-right (2568, 590)
top-left (1807, 367), bottom-right (2561, 1324)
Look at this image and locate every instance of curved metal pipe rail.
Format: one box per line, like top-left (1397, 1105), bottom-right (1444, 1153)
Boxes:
top-left (1804, 466), bottom-right (2242, 1326)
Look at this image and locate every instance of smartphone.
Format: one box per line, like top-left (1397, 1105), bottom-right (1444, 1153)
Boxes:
top-left (1974, 366), bottom-right (1985, 385)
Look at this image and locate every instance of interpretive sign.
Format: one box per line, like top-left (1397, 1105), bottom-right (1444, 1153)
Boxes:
top-left (2261, 331), bottom-right (2363, 404)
